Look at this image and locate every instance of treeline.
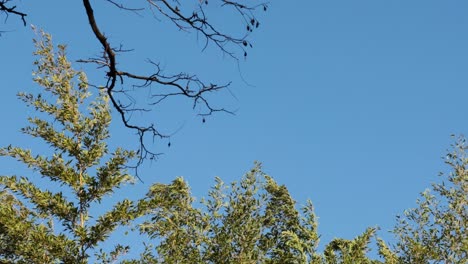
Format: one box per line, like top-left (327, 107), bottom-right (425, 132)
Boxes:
top-left (0, 32), bottom-right (466, 264)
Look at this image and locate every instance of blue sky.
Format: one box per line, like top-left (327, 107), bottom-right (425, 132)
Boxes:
top-left (1, 0), bottom-right (468, 257)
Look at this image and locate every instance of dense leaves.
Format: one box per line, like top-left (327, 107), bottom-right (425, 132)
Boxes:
top-left (0, 31), bottom-right (140, 263)
top-left (132, 165), bottom-right (321, 263)
top-left (0, 32), bottom-right (467, 264)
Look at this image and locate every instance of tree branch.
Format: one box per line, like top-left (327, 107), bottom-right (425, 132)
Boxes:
top-left (81, 0), bottom-right (267, 175)
top-left (0, 0), bottom-right (27, 26)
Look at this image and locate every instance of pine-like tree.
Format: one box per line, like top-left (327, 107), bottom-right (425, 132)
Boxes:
top-left (134, 163), bottom-right (390, 264)
top-left (0, 30), bottom-right (141, 263)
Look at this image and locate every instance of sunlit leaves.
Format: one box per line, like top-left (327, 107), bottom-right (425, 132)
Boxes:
top-left (0, 30), bottom-right (138, 263)
top-left (392, 136), bottom-right (468, 263)
top-left (135, 163), bottom-right (325, 263)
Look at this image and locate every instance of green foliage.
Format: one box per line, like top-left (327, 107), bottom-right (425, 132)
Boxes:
top-left (1, 30), bottom-right (467, 264)
top-left (129, 164), bottom-right (387, 264)
top-left (131, 163), bottom-right (314, 263)
top-left (126, 140), bottom-right (468, 264)
top-left (0, 30), bottom-right (139, 263)
top-left (321, 228), bottom-right (381, 264)
top-left (392, 136), bottom-right (468, 263)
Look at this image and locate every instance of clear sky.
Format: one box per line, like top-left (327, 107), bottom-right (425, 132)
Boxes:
top-left (1, 0), bottom-right (468, 257)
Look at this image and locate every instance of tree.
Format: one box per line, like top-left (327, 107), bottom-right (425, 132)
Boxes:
top-left (0, 33), bottom-right (391, 262)
top-left (389, 136), bottom-right (468, 263)
top-left (128, 159), bottom-right (404, 264)
top-left (0, 32), bottom-right (373, 263)
top-left (0, 29), bottom-right (319, 264)
top-left (0, 30), bottom-right (156, 263)
top-left (1, 29), bottom-right (467, 264)
top-left (129, 163), bottom-right (403, 264)
top-left (1, 0), bottom-right (270, 167)
top-left (130, 137), bottom-right (468, 263)
top-left (129, 162), bottom-right (371, 263)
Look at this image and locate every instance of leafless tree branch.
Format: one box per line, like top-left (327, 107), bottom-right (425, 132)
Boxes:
top-left (81, 0), bottom-right (268, 178)
top-left (104, 0), bottom-right (145, 13)
top-left (0, 0), bottom-right (268, 179)
top-left (146, 0), bottom-right (268, 58)
top-left (0, 0), bottom-right (26, 26)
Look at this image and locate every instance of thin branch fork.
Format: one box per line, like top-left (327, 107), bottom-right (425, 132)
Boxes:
top-left (148, 0), bottom-right (266, 58)
top-left (81, 0), bottom-right (266, 174)
top-left (0, 0), bottom-right (27, 26)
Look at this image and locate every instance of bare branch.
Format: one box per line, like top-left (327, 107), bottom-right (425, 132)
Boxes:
top-left (146, 0), bottom-right (268, 58)
top-left (104, 0), bottom-right (145, 13)
top-left (81, 0), bottom-right (267, 176)
top-left (0, 0), bottom-right (27, 26)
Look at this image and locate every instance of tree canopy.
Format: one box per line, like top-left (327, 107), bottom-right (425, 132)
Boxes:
top-left (0, 32), bottom-right (467, 263)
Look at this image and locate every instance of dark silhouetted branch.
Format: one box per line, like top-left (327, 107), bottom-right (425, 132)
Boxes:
top-left (81, 0), bottom-right (268, 176)
top-left (0, 0), bottom-right (27, 26)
